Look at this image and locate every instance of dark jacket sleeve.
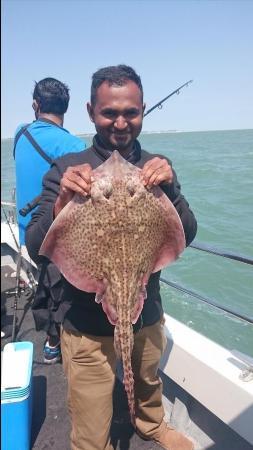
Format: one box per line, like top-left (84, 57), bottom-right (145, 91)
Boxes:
top-left (25, 163), bottom-right (63, 264)
top-left (160, 169), bottom-right (197, 247)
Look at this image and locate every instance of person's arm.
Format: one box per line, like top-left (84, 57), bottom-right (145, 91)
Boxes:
top-left (25, 164), bottom-right (62, 264)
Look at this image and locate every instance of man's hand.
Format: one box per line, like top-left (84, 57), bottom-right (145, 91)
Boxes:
top-left (141, 157), bottom-right (173, 188)
top-left (54, 163), bottom-right (93, 217)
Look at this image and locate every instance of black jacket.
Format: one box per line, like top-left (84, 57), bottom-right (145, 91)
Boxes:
top-left (26, 137), bottom-right (197, 336)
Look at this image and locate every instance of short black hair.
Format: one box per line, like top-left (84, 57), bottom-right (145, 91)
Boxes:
top-left (90, 65), bottom-right (143, 106)
top-left (33, 77), bottom-right (70, 114)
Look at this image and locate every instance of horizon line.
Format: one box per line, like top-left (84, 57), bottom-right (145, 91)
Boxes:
top-left (1, 127), bottom-right (252, 141)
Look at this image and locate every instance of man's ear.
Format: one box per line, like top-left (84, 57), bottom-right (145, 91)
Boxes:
top-left (87, 102), bottom-right (94, 122)
top-left (32, 99), bottom-right (39, 112)
top-left (142, 103), bottom-right (146, 117)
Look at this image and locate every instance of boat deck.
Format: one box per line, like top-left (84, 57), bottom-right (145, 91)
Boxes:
top-left (1, 261), bottom-right (163, 450)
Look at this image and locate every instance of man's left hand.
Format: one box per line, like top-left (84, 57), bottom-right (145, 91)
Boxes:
top-left (141, 157), bottom-right (173, 187)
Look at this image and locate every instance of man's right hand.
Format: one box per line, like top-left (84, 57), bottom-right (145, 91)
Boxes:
top-left (54, 163), bottom-right (93, 217)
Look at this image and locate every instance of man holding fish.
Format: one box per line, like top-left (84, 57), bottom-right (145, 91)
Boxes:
top-left (26, 65), bottom-right (197, 450)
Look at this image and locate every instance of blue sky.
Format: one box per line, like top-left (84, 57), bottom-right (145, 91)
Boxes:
top-left (2, 0), bottom-right (253, 138)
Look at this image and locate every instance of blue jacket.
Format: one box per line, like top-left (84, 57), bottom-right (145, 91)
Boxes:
top-left (14, 119), bottom-right (86, 245)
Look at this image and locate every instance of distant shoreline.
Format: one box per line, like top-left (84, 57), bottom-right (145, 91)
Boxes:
top-left (1, 128), bottom-right (252, 141)
top-left (76, 128), bottom-right (253, 139)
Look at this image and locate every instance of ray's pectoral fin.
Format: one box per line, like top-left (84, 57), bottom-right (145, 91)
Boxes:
top-left (41, 235), bottom-right (106, 294)
top-left (152, 233), bottom-right (184, 273)
top-left (63, 266), bottom-right (106, 294)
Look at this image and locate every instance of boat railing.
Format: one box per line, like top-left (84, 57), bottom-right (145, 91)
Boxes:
top-left (160, 278), bottom-right (253, 325)
top-left (1, 200), bottom-right (253, 324)
top-left (190, 241), bottom-right (253, 266)
top-left (160, 241), bottom-right (253, 325)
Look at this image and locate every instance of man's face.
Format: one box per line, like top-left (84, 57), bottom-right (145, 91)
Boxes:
top-left (87, 81), bottom-right (145, 154)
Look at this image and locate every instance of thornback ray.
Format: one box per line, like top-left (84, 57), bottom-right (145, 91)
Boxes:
top-left (39, 150), bottom-right (186, 425)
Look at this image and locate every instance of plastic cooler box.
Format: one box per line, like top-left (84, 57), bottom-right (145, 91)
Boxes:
top-left (1, 341), bottom-right (34, 450)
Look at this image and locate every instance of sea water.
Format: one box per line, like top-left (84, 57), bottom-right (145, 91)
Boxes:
top-left (1, 129), bottom-right (253, 357)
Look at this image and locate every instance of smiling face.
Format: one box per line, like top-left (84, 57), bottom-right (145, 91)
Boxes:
top-left (87, 80), bottom-right (145, 156)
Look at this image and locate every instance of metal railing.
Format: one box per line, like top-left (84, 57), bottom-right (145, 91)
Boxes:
top-left (160, 277), bottom-right (253, 325)
top-left (160, 241), bottom-right (253, 325)
top-left (190, 241), bottom-right (253, 266)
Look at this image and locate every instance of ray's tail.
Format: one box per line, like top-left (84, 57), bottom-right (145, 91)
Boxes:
top-left (114, 319), bottom-right (135, 427)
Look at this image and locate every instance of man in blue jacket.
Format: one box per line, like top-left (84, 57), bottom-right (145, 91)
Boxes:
top-left (14, 77), bottom-right (86, 363)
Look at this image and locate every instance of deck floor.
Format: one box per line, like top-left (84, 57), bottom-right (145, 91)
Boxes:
top-left (1, 263), bottom-right (163, 450)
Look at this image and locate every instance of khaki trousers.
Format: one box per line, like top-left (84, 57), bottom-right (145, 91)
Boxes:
top-left (61, 319), bottom-right (167, 450)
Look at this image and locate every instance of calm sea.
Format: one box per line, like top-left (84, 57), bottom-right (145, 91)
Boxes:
top-left (1, 129), bottom-right (253, 357)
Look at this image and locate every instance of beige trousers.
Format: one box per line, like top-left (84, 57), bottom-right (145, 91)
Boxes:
top-left (61, 319), bottom-right (167, 450)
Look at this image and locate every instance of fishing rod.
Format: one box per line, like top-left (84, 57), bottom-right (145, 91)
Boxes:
top-left (1, 203), bottom-right (37, 341)
top-left (1, 202), bottom-right (38, 285)
top-left (2, 202), bottom-right (37, 285)
top-left (144, 79), bottom-right (193, 117)
top-left (1, 203), bottom-right (22, 341)
top-left (1, 203), bottom-right (20, 253)
top-left (11, 249), bottom-right (22, 341)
